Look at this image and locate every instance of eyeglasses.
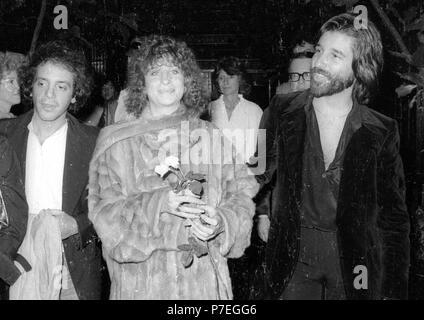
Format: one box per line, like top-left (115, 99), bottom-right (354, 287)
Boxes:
top-left (288, 72), bottom-right (311, 82)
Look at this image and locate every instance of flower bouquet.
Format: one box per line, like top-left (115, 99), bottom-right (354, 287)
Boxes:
top-left (154, 156), bottom-right (205, 197)
top-left (155, 156), bottom-right (209, 268)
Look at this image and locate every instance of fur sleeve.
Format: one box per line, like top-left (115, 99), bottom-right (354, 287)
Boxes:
top-left (215, 161), bottom-right (259, 259)
top-left (88, 140), bottom-right (185, 263)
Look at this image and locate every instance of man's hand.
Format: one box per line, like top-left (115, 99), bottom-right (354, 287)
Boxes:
top-left (41, 209), bottom-right (78, 240)
top-left (187, 205), bottom-right (224, 241)
top-left (257, 215), bottom-right (270, 243)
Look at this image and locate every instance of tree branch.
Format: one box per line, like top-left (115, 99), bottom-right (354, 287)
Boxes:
top-left (29, 0), bottom-right (47, 56)
top-left (368, 0), bottom-right (411, 56)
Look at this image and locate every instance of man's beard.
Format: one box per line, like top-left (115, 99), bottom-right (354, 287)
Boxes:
top-left (310, 67), bottom-right (354, 97)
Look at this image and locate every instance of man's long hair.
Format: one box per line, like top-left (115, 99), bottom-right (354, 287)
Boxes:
top-left (319, 13), bottom-right (383, 105)
top-left (20, 40), bottom-right (92, 113)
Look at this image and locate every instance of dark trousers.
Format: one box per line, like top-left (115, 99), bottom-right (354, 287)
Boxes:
top-left (281, 226), bottom-right (346, 300)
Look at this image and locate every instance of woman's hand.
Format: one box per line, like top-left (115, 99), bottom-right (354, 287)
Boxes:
top-left (188, 205), bottom-right (224, 241)
top-left (162, 189), bottom-right (206, 219)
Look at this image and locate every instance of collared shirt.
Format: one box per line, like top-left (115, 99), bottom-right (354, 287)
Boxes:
top-left (25, 120), bottom-right (68, 214)
top-left (300, 99), bottom-right (362, 231)
top-left (25, 119), bottom-right (72, 290)
top-left (209, 94), bottom-right (263, 163)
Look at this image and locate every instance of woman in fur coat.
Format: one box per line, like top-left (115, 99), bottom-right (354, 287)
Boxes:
top-left (88, 35), bottom-right (259, 300)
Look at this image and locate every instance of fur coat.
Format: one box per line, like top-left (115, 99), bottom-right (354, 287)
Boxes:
top-left (88, 108), bottom-right (259, 300)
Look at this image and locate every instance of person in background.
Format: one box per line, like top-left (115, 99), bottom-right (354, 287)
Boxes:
top-left (256, 43), bottom-right (313, 245)
top-left (85, 78), bottom-right (119, 127)
top-left (207, 56), bottom-right (263, 299)
top-left (208, 56), bottom-right (263, 164)
top-left (275, 41), bottom-right (314, 95)
top-left (112, 37), bottom-right (143, 124)
top-left (0, 51), bottom-right (26, 119)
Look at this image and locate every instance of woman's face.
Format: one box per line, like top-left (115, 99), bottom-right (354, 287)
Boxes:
top-left (101, 81), bottom-right (116, 101)
top-left (145, 59), bottom-right (185, 112)
top-left (0, 70), bottom-right (20, 107)
top-left (217, 69), bottom-right (240, 96)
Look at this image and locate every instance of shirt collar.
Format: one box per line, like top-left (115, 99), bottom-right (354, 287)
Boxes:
top-left (304, 95), bottom-right (362, 131)
top-left (27, 118), bottom-right (69, 141)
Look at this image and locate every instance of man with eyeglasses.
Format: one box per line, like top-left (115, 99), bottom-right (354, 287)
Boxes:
top-left (0, 52), bottom-right (26, 119)
top-left (256, 47), bottom-right (313, 244)
top-left (275, 51), bottom-right (312, 95)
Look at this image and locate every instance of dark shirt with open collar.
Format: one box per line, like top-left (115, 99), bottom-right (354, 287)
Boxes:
top-left (300, 99), bottom-right (362, 231)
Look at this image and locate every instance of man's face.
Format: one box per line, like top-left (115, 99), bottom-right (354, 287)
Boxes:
top-left (310, 31), bottom-right (355, 98)
top-left (32, 61), bottom-right (75, 123)
top-left (144, 59), bottom-right (185, 110)
top-left (288, 57), bottom-right (312, 92)
top-left (0, 70), bottom-right (20, 107)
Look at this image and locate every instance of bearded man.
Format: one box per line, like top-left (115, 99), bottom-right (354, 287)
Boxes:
top-left (256, 13), bottom-right (410, 300)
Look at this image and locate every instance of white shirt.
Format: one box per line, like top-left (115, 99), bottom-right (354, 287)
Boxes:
top-left (25, 120), bottom-right (68, 214)
top-left (209, 94), bottom-right (263, 163)
top-left (25, 120), bottom-right (72, 292)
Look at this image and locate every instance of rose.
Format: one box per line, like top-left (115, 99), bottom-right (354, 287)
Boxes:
top-left (164, 156), bottom-right (180, 168)
top-left (154, 164), bottom-right (170, 177)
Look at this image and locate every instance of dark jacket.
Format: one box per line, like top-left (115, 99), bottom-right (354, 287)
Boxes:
top-left (0, 135), bottom-right (28, 291)
top-left (0, 110), bottom-right (102, 300)
top-left (256, 91), bottom-right (410, 300)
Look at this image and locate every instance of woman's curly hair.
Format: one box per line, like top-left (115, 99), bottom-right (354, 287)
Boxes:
top-left (213, 56), bottom-right (251, 97)
top-left (0, 51), bottom-right (27, 78)
top-left (125, 35), bottom-right (206, 118)
top-left (20, 40), bottom-right (93, 113)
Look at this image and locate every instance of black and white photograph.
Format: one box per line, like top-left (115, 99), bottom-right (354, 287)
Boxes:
top-left (0, 0), bottom-right (423, 308)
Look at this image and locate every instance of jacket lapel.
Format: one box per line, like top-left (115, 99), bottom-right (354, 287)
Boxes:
top-left (62, 115), bottom-right (91, 215)
top-left (8, 111), bottom-right (34, 183)
top-left (279, 97), bottom-right (308, 207)
top-left (337, 105), bottom-right (385, 221)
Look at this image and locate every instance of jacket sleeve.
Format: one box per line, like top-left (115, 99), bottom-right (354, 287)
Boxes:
top-left (214, 153), bottom-right (259, 259)
top-left (377, 122), bottom-right (410, 300)
top-left (72, 188), bottom-right (98, 249)
top-left (88, 142), bottom-right (185, 264)
top-left (255, 99), bottom-right (279, 187)
top-left (0, 136), bottom-right (28, 285)
top-left (253, 98), bottom-right (280, 219)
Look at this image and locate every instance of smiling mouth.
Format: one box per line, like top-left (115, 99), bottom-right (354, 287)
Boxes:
top-left (159, 89), bottom-right (175, 94)
top-left (313, 73), bottom-right (328, 81)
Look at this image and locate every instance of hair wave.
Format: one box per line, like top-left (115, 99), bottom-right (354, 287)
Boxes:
top-left (213, 56), bottom-right (251, 97)
top-left (20, 40), bottom-right (92, 113)
top-left (320, 13), bottom-right (383, 105)
top-left (125, 35), bottom-right (206, 118)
